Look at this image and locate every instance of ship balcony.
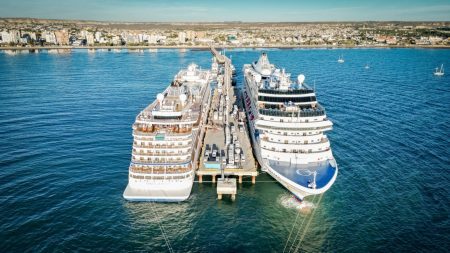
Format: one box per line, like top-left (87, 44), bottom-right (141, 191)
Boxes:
top-left (130, 165), bottom-right (192, 175)
top-left (261, 138), bottom-right (330, 151)
top-left (133, 136), bottom-right (192, 143)
top-left (262, 136), bottom-right (328, 145)
top-left (132, 157), bottom-right (191, 164)
top-left (259, 114), bottom-right (327, 123)
top-left (261, 145), bottom-right (331, 154)
top-left (133, 144), bottom-right (191, 150)
top-left (256, 117), bottom-right (332, 129)
top-left (133, 124), bottom-right (193, 134)
top-left (133, 130), bottom-right (192, 138)
top-left (256, 123), bottom-right (332, 132)
top-left (132, 151), bottom-right (191, 157)
top-left (258, 107), bottom-right (325, 118)
top-left (258, 88), bottom-right (315, 95)
top-left (130, 174), bottom-right (191, 180)
top-left (262, 132), bottom-right (326, 141)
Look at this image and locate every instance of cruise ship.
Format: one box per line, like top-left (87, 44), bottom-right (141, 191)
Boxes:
top-left (123, 63), bottom-right (212, 201)
top-left (243, 53), bottom-right (338, 200)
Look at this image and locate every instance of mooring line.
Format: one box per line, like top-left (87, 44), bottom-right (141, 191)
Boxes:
top-left (282, 200), bottom-right (302, 253)
top-left (150, 203), bottom-right (174, 253)
top-left (287, 194), bottom-right (318, 253)
top-left (292, 193), bottom-right (324, 253)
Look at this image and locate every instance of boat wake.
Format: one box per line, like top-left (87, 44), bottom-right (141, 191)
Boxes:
top-left (278, 194), bottom-right (316, 213)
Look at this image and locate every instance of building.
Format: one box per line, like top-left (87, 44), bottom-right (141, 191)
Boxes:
top-left (0, 31), bottom-right (11, 43)
top-left (95, 31), bottom-right (102, 42)
top-left (43, 31), bottom-right (57, 44)
top-left (55, 30), bottom-right (69, 45)
top-left (86, 32), bottom-right (95, 45)
top-left (178, 32), bottom-right (186, 43)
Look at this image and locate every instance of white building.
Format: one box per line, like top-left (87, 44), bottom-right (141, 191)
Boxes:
top-left (111, 35), bottom-right (122, 45)
top-left (148, 34), bottom-right (157, 44)
top-left (178, 32), bottom-right (186, 43)
top-left (80, 30), bottom-right (89, 39)
top-left (95, 31), bottom-right (102, 42)
top-left (9, 30), bottom-right (20, 43)
top-left (86, 32), bottom-right (95, 45)
top-left (0, 31), bottom-right (11, 43)
top-left (43, 31), bottom-right (57, 44)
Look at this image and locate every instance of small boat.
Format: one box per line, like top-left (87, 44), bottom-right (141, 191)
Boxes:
top-left (337, 55), bottom-right (344, 63)
top-left (364, 63), bottom-right (370, 69)
top-left (434, 64), bottom-right (444, 76)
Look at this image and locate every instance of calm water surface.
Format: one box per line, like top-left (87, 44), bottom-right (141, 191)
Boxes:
top-left (0, 48), bottom-right (449, 252)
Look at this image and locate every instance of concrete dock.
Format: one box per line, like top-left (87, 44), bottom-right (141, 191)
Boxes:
top-left (196, 47), bottom-right (258, 200)
top-left (217, 178), bottom-right (237, 200)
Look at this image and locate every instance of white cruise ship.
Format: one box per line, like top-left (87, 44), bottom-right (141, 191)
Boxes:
top-left (243, 53), bottom-right (338, 200)
top-left (123, 63), bottom-right (212, 201)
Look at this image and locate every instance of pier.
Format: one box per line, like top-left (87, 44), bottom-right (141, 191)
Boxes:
top-left (196, 47), bottom-right (258, 200)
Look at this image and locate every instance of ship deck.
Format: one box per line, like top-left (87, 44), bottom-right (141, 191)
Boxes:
top-left (137, 82), bottom-right (205, 123)
top-left (267, 159), bottom-right (337, 189)
top-left (123, 183), bottom-right (192, 202)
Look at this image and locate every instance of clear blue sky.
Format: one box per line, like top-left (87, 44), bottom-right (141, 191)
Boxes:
top-left (1, 0), bottom-right (449, 22)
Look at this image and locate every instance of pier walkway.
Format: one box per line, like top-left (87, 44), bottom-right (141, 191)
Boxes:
top-left (196, 47), bottom-right (258, 200)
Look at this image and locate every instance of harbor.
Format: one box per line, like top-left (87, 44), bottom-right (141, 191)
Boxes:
top-left (196, 47), bottom-right (258, 200)
top-left (2, 44), bottom-right (449, 253)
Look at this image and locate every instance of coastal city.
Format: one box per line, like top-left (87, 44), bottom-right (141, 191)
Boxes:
top-left (0, 18), bottom-right (449, 48)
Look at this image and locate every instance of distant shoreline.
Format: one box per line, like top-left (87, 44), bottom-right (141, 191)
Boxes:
top-left (0, 45), bottom-right (449, 50)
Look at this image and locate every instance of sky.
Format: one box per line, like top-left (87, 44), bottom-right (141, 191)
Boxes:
top-left (0, 0), bottom-right (449, 22)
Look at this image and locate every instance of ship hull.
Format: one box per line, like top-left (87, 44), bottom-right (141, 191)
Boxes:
top-left (123, 172), bottom-right (194, 202)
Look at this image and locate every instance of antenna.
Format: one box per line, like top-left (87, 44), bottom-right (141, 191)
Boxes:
top-left (312, 171), bottom-right (317, 189)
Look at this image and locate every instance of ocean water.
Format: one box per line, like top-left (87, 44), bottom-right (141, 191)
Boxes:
top-left (0, 48), bottom-right (449, 252)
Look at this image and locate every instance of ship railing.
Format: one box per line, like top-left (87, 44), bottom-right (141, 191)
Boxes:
top-left (258, 88), bottom-right (314, 94)
top-left (261, 146), bottom-right (331, 154)
top-left (134, 124), bottom-right (193, 133)
top-left (258, 108), bottom-right (325, 117)
top-left (133, 144), bottom-right (191, 149)
top-left (130, 174), bottom-right (190, 180)
top-left (262, 137), bottom-right (329, 145)
top-left (132, 151), bottom-right (190, 157)
top-left (130, 166), bottom-right (192, 174)
top-left (133, 130), bottom-right (193, 137)
top-left (137, 113), bottom-right (199, 123)
top-left (132, 158), bottom-right (191, 164)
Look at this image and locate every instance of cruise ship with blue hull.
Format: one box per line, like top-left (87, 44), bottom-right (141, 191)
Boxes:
top-left (243, 53), bottom-right (338, 200)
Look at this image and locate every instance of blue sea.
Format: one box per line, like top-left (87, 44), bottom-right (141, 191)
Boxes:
top-left (0, 48), bottom-right (449, 252)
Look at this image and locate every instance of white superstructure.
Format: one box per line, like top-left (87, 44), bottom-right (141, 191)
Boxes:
top-left (123, 63), bottom-right (212, 201)
top-left (243, 53), bottom-right (338, 200)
